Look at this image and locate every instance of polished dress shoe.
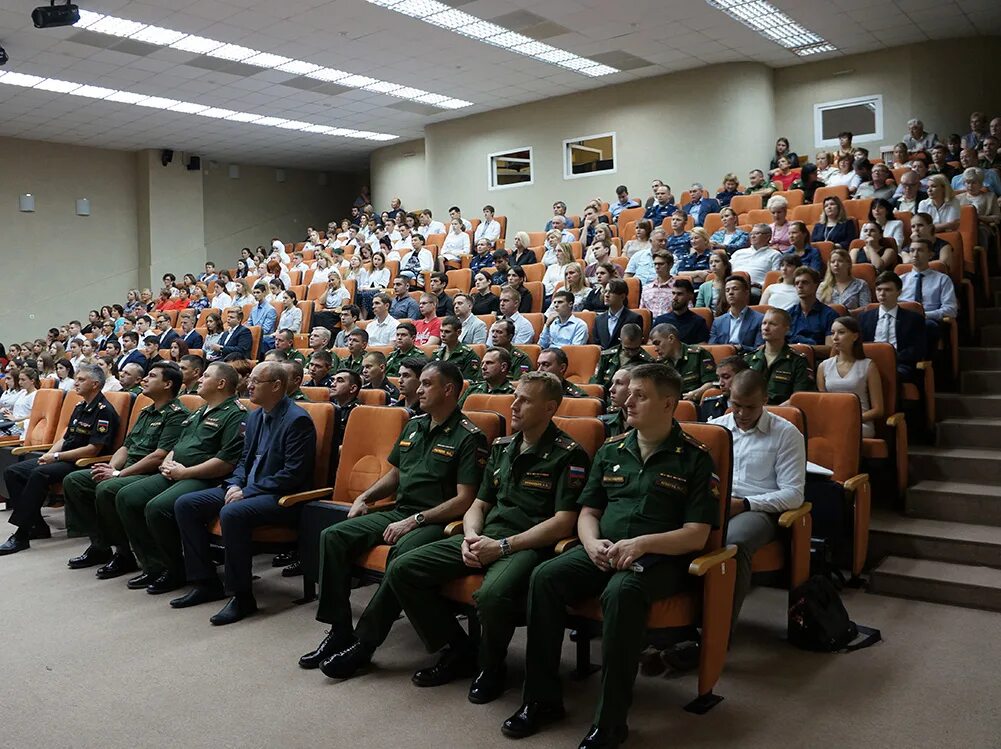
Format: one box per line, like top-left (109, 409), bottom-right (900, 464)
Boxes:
top-left (320, 641), bottom-right (374, 679)
top-left (299, 630), bottom-right (351, 670)
top-left (578, 724), bottom-right (629, 749)
top-left (29, 522), bottom-right (52, 540)
top-left (468, 665), bottom-right (506, 704)
top-left (281, 559), bottom-right (303, 577)
top-left (127, 572), bottom-right (156, 590)
top-left (501, 701), bottom-right (567, 739)
top-left (209, 594), bottom-right (257, 625)
top-left (0, 534), bottom-right (29, 556)
top-left (170, 582), bottom-right (226, 609)
top-left (68, 545), bottom-right (113, 569)
top-left (145, 571), bottom-right (185, 595)
top-left (272, 550), bottom-right (296, 567)
top-left (412, 643), bottom-right (477, 687)
top-left (95, 552), bottom-right (139, 579)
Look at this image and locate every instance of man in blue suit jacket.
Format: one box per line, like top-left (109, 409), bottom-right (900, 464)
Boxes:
top-left (208, 308), bottom-right (253, 361)
top-left (177, 312), bottom-right (204, 349)
top-left (114, 331), bottom-right (147, 372)
top-left (859, 271), bottom-right (927, 382)
top-left (171, 361), bottom-right (317, 625)
top-left (682, 182), bottom-right (721, 227)
top-left (709, 276), bottom-right (764, 352)
top-left (154, 313), bottom-right (179, 350)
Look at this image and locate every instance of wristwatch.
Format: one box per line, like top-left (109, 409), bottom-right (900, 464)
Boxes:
top-left (743, 498), bottom-right (752, 513)
top-left (414, 512), bottom-right (426, 527)
top-left (500, 538), bottom-right (512, 557)
top-left (112, 470), bottom-right (121, 478)
top-left (53, 452), bottom-right (60, 461)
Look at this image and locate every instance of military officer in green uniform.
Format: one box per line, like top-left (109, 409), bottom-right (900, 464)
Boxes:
top-left (306, 350), bottom-right (335, 387)
top-left (488, 319), bottom-right (533, 380)
top-left (278, 360), bottom-right (310, 401)
top-left (118, 362), bottom-right (145, 395)
top-left (336, 328), bottom-right (368, 373)
top-left (744, 308), bottom-right (815, 405)
top-left (63, 362), bottom-right (189, 577)
top-left (386, 322), bottom-right (429, 377)
top-left (591, 323), bottom-right (652, 392)
top-left (460, 348), bottom-right (515, 406)
top-left (598, 367), bottom-right (633, 437)
top-left (381, 372), bottom-right (590, 703)
top-left (535, 348), bottom-right (587, 398)
top-left (362, 351), bottom-right (401, 402)
top-left (432, 316), bottom-right (481, 380)
top-left (698, 356), bottom-right (748, 421)
top-left (648, 322), bottom-right (717, 401)
top-left (503, 363), bottom-right (718, 749)
top-left (177, 354), bottom-right (205, 396)
top-left (392, 358), bottom-right (426, 415)
top-left (297, 361), bottom-right (488, 676)
top-left (274, 329), bottom-right (307, 366)
top-left (113, 362), bottom-right (247, 594)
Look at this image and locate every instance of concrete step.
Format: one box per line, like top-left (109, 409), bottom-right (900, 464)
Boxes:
top-left (990, 276), bottom-right (1001, 297)
top-left (908, 446), bottom-right (1001, 483)
top-left (960, 371), bottom-right (1001, 395)
top-left (869, 511), bottom-right (1001, 567)
top-left (907, 480), bottom-right (1001, 527)
top-left (981, 325), bottom-right (1001, 347)
top-left (936, 418), bottom-right (1001, 449)
top-left (935, 393), bottom-right (1001, 418)
top-left (868, 556), bottom-right (1001, 612)
top-left (975, 308), bottom-right (1001, 325)
top-left (959, 347), bottom-right (1001, 369)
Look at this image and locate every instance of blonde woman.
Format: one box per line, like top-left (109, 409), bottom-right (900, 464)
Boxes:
top-left (675, 227), bottom-right (713, 284)
top-left (810, 196), bottom-right (858, 248)
top-left (311, 252), bottom-right (335, 285)
top-left (510, 231), bottom-right (536, 266)
top-left (124, 289), bottom-right (144, 316)
top-left (231, 279), bottom-right (254, 307)
top-left (622, 219), bottom-right (653, 258)
top-left (815, 151), bottom-right (838, 183)
top-left (542, 243), bottom-right (576, 300)
top-left (918, 174), bottom-right (961, 232)
top-left (562, 263), bottom-right (591, 310)
top-left (818, 249), bottom-right (871, 310)
top-left (767, 195), bottom-right (792, 251)
top-left (710, 208), bottom-right (750, 252)
top-left (958, 167), bottom-right (999, 249)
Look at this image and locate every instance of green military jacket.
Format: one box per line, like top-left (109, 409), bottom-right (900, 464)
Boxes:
top-left (579, 423), bottom-right (717, 542)
top-left (432, 343), bottom-right (481, 381)
top-left (171, 395), bottom-right (247, 467)
top-left (290, 389), bottom-right (309, 402)
top-left (287, 350), bottom-right (307, 366)
top-left (179, 384), bottom-right (199, 396)
top-left (336, 351), bottom-right (366, 374)
top-left (744, 344), bottom-right (815, 404)
top-left (460, 379), bottom-right (515, 406)
top-left (598, 409), bottom-right (628, 438)
top-left (504, 346), bottom-right (534, 380)
top-left (123, 398), bottom-right (189, 466)
top-left (661, 345), bottom-right (716, 395)
top-left (388, 407), bottom-right (489, 515)
top-left (591, 347), bottom-right (654, 390)
top-left (128, 384), bottom-right (143, 395)
top-left (385, 347), bottom-right (429, 377)
top-left (560, 378), bottom-right (586, 398)
top-left (478, 423), bottom-right (590, 538)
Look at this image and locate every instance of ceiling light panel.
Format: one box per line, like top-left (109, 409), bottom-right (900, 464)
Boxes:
top-left (366, 0), bottom-right (619, 77)
top-left (706, 0), bottom-right (837, 56)
top-left (71, 11), bottom-right (471, 109)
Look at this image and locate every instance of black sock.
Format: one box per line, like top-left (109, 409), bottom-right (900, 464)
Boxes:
top-left (14, 527), bottom-right (30, 542)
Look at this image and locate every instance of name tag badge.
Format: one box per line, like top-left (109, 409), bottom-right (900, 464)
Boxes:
top-left (655, 473), bottom-right (687, 492)
top-left (204, 418), bottom-right (220, 427)
top-left (399, 440), bottom-right (413, 449)
top-left (602, 475), bottom-right (626, 486)
top-left (431, 444), bottom-right (455, 459)
top-left (774, 372), bottom-right (792, 382)
top-left (521, 477), bottom-right (553, 491)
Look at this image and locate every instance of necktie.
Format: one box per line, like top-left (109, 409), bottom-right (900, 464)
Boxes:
top-left (914, 273), bottom-right (924, 304)
top-left (878, 313), bottom-right (891, 342)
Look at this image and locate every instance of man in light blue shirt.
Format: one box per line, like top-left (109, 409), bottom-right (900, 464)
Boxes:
top-left (952, 153), bottom-right (1001, 196)
top-left (900, 239), bottom-right (958, 324)
top-left (625, 227), bottom-right (665, 284)
top-left (249, 283), bottom-right (277, 336)
top-left (500, 288), bottom-right (535, 344)
top-left (610, 185), bottom-right (640, 220)
top-left (539, 291), bottom-right (589, 349)
top-left (709, 276), bottom-right (764, 352)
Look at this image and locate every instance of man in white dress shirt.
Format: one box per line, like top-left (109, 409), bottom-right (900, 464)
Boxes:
top-left (900, 238), bottom-right (957, 350)
top-left (474, 205), bottom-right (502, 244)
top-left (730, 224), bottom-right (782, 298)
top-left (365, 293), bottom-right (399, 347)
top-left (453, 293), bottom-right (487, 345)
top-left (498, 288), bottom-right (535, 344)
top-left (417, 210), bottom-right (447, 238)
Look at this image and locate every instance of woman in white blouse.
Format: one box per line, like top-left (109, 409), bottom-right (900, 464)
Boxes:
top-left (958, 167), bottom-right (1000, 249)
top-left (818, 316), bottom-right (884, 438)
top-left (918, 174), bottom-right (961, 233)
top-left (438, 218), bottom-right (471, 271)
top-left (399, 237), bottom-right (435, 287)
top-left (759, 254), bottom-right (801, 309)
top-left (541, 244), bottom-right (577, 300)
top-left (825, 153), bottom-right (860, 192)
top-left (311, 253), bottom-right (334, 285)
top-left (231, 280), bottom-right (254, 308)
top-left (203, 313), bottom-right (224, 355)
top-left (622, 220), bottom-right (653, 258)
top-left (357, 251), bottom-right (391, 318)
top-left (56, 359), bottom-right (75, 392)
top-left (67, 340), bottom-right (84, 371)
top-left (867, 198), bottom-right (905, 250)
top-left (96, 355), bottom-right (122, 393)
top-left (1, 368), bottom-right (38, 436)
top-left (212, 280), bottom-right (235, 311)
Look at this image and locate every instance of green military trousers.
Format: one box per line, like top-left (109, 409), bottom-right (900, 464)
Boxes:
top-left (62, 470), bottom-right (145, 550)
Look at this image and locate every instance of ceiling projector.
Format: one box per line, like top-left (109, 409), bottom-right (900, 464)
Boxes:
top-left (32, 1), bottom-right (80, 29)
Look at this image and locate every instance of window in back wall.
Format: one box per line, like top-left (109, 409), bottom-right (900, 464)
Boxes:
top-left (814, 95), bottom-right (883, 148)
top-left (563, 132), bottom-right (617, 179)
top-left (488, 147), bottom-right (534, 190)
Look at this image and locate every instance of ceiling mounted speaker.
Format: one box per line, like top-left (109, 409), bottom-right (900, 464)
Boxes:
top-left (161, 148), bottom-right (173, 166)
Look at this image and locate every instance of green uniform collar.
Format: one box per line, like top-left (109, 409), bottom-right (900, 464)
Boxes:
top-left (504, 422), bottom-right (561, 460)
top-left (617, 421), bottom-right (685, 464)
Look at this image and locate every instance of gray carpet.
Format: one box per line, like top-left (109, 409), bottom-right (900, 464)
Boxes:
top-left (1, 511), bottom-right (999, 749)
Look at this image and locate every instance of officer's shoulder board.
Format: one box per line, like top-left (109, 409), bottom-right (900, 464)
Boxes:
top-left (235, 400), bottom-right (247, 411)
top-left (410, 412), bottom-right (430, 421)
top-left (458, 417), bottom-right (482, 435)
top-left (790, 348), bottom-right (809, 360)
top-left (604, 432), bottom-right (630, 445)
top-left (680, 429), bottom-right (711, 453)
top-left (492, 434), bottom-right (516, 446)
top-left (168, 401), bottom-right (184, 412)
top-left (600, 346), bottom-right (620, 356)
top-left (553, 434), bottom-right (578, 452)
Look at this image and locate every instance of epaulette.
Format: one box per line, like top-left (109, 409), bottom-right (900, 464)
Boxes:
top-left (680, 430), bottom-right (710, 452)
top-left (236, 401), bottom-right (247, 411)
top-left (168, 402), bottom-right (183, 411)
top-left (411, 412), bottom-right (430, 420)
top-left (790, 348), bottom-right (809, 359)
top-left (600, 346), bottom-right (620, 356)
top-left (493, 435), bottom-right (516, 446)
top-left (604, 432), bottom-right (630, 444)
top-left (459, 417), bottom-right (482, 434)
top-left (553, 434), bottom-right (578, 451)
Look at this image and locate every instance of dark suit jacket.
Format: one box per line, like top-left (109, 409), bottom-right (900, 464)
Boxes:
top-left (594, 308), bottom-right (644, 349)
top-left (682, 198), bottom-right (722, 227)
top-left (652, 310), bottom-right (710, 344)
top-left (218, 325), bottom-right (252, 359)
top-left (225, 397), bottom-right (316, 498)
top-left (859, 306), bottom-right (927, 367)
top-left (180, 329), bottom-right (204, 349)
top-left (116, 349), bottom-right (146, 372)
top-left (158, 329), bottom-right (179, 349)
top-left (709, 307), bottom-right (764, 351)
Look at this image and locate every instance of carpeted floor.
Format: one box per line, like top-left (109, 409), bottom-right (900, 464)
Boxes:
top-left (1, 511), bottom-right (999, 749)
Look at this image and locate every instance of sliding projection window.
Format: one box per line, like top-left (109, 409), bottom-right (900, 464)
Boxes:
top-left (814, 95), bottom-right (883, 147)
top-left (488, 147), bottom-right (534, 190)
top-left (563, 132), bottom-right (617, 179)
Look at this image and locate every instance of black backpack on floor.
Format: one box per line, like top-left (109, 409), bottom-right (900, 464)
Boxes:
top-left (788, 575), bottom-right (881, 652)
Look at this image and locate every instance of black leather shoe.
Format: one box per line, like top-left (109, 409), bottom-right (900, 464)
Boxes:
top-left (468, 666), bottom-right (506, 704)
top-left (319, 641), bottom-right (373, 679)
top-left (146, 571), bottom-right (185, 595)
top-left (127, 572), bottom-right (155, 590)
top-left (501, 701), bottom-right (567, 739)
top-left (578, 724), bottom-right (629, 749)
top-left (68, 545), bottom-right (113, 569)
top-left (0, 535), bottom-right (29, 556)
top-left (209, 594), bottom-right (257, 625)
top-left (281, 559), bottom-right (303, 577)
top-left (29, 522), bottom-right (51, 540)
top-left (170, 582), bottom-right (226, 609)
top-left (412, 643), bottom-right (477, 687)
top-left (299, 630), bottom-right (351, 670)
top-left (272, 550), bottom-right (296, 567)
top-left (95, 552), bottom-right (139, 579)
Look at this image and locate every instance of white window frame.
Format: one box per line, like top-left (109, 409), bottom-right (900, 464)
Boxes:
top-left (563, 131), bottom-right (617, 180)
top-left (487, 146), bottom-right (534, 191)
top-left (813, 94), bottom-right (883, 148)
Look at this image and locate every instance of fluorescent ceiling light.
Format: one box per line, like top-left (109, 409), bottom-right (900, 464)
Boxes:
top-left (72, 11), bottom-right (471, 109)
top-left (104, 90), bottom-right (148, 104)
top-left (34, 78), bottom-right (82, 93)
top-left (366, 0), bottom-right (618, 77)
top-left (706, 0), bottom-right (837, 56)
top-left (136, 96), bottom-right (181, 110)
top-left (169, 101), bottom-right (209, 114)
top-left (224, 112), bottom-right (263, 122)
top-left (73, 84), bottom-right (117, 98)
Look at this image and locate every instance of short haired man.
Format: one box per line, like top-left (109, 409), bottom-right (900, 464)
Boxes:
top-left (903, 118), bottom-right (939, 152)
top-left (116, 331), bottom-right (146, 372)
top-left (249, 283), bottom-right (278, 337)
top-left (307, 350), bottom-right (335, 388)
top-left (745, 169), bottom-right (778, 199)
top-left (893, 170), bottom-right (928, 213)
top-left (900, 239), bottom-right (958, 332)
top-left (545, 201), bottom-right (576, 231)
top-left (539, 290), bottom-right (588, 350)
top-left (171, 362), bottom-right (316, 625)
top-left (178, 313), bottom-right (203, 349)
top-left (2, 365), bottom-right (120, 555)
top-left (280, 360), bottom-right (308, 401)
top-left (709, 276), bottom-right (764, 352)
top-left (638, 250), bottom-right (675, 318)
top-left (366, 293), bottom-right (399, 346)
top-left (389, 277), bottom-right (421, 321)
top-left (274, 329), bottom-right (306, 366)
top-left (429, 273), bottom-right (455, 317)
top-left (461, 348), bottom-right (515, 404)
top-left (141, 335), bottom-right (164, 372)
top-left (652, 278), bottom-right (709, 344)
top-left (593, 281), bottom-right (643, 350)
top-left (208, 308), bottom-right (252, 360)
top-left (642, 184), bottom-right (676, 227)
top-left (609, 185), bottom-right (640, 220)
top-left (474, 205), bottom-right (502, 244)
top-left (787, 267), bottom-right (838, 346)
top-left (699, 355), bottom-right (749, 421)
top-left (333, 306), bottom-right (362, 348)
top-left (199, 261), bottom-right (218, 284)
top-left (418, 209), bottom-right (446, 238)
top-left (432, 316), bottom-right (481, 380)
top-left (393, 358), bottom-right (426, 414)
top-left (859, 271), bottom-right (928, 382)
top-left (178, 354), bottom-right (206, 395)
top-left (339, 328), bottom-right (369, 373)
top-left (449, 205), bottom-right (473, 231)
top-left (383, 372), bottom-right (589, 702)
top-left (648, 322), bottom-right (716, 401)
top-left (119, 362), bottom-right (146, 395)
top-left (308, 326), bottom-right (332, 354)
top-left (730, 224), bottom-right (783, 291)
top-left (536, 348), bottom-right (586, 398)
top-left (926, 144), bottom-right (957, 181)
top-left (155, 314), bottom-right (179, 349)
top-left (682, 182), bottom-right (721, 227)
top-left (491, 251), bottom-right (513, 285)
top-left (591, 322), bottom-right (651, 392)
top-left (744, 308), bottom-right (816, 404)
top-left (299, 362), bottom-right (488, 677)
top-left (498, 288), bottom-right (535, 344)
top-left (453, 293), bottom-right (488, 345)
top-left (330, 369), bottom-right (363, 453)
top-left (488, 321), bottom-right (533, 380)
top-left (411, 294), bottom-right (440, 347)
top-left (597, 367), bottom-right (632, 437)
top-left (362, 351), bottom-right (400, 402)
top-left (386, 323), bottom-right (429, 377)
top-left (505, 364), bottom-right (717, 747)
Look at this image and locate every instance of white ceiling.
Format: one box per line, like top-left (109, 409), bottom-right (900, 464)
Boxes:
top-left (0, 0), bottom-right (998, 170)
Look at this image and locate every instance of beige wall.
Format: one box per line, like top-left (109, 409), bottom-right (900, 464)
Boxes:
top-left (370, 139), bottom-right (427, 214)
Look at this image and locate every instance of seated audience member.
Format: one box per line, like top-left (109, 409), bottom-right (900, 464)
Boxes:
top-left (855, 163), bottom-right (896, 200)
top-left (115, 331), bottom-right (146, 371)
top-left (783, 220), bottom-right (823, 273)
top-left (392, 357), bottom-right (426, 414)
top-left (682, 182), bottom-right (720, 227)
top-left (665, 211), bottom-right (692, 257)
top-left (710, 275), bottom-right (764, 352)
top-left (730, 224), bottom-right (783, 293)
top-left (709, 207), bottom-right (751, 253)
top-left (440, 218), bottom-right (472, 270)
top-left (850, 222), bottom-right (898, 271)
top-left (927, 143), bottom-right (958, 181)
top-left (389, 277), bottom-right (421, 321)
top-left (510, 233), bottom-right (538, 267)
top-left (694, 251), bottom-right (732, 313)
top-left (962, 111), bottom-right (989, 150)
top-left (178, 354), bottom-right (206, 394)
top-left (307, 327), bottom-right (332, 357)
top-left (365, 293), bottom-right (399, 347)
top-left (168, 340), bottom-right (190, 364)
top-left (306, 350), bottom-right (335, 388)
top-left (498, 288), bottom-right (535, 345)
top-left (787, 267), bottom-right (838, 346)
top-left (699, 355), bottom-right (749, 421)
top-left (339, 328), bottom-right (369, 373)
top-left (503, 363), bottom-right (716, 749)
top-left (428, 273), bottom-right (455, 318)
top-left (818, 249), bottom-right (871, 311)
top-left (957, 168), bottom-right (1001, 243)
top-left (767, 195), bottom-right (792, 251)
top-left (386, 323), bottom-right (430, 377)
top-left (0, 367), bottom-right (36, 436)
top-left (639, 251), bottom-right (676, 318)
top-left (536, 348), bottom-right (587, 398)
top-left (789, 162), bottom-right (824, 203)
top-left (545, 201), bottom-right (576, 231)
top-left (818, 317), bottom-right (884, 438)
top-left (414, 294), bottom-right (442, 347)
top-left (643, 184), bottom-right (676, 226)
top-left (918, 174), bottom-right (961, 233)
top-left (177, 313), bottom-right (203, 349)
top-left (622, 220), bottom-right (653, 259)
top-left (652, 279), bottom-right (709, 344)
top-left (417, 209), bottom-right (447, 238)
top-left (333, 306), bottom-right (362, 348)
top-left (471, 272), bottom-right (501, 316)
top-left (890, 142), bottom-right (910, 169)
top-left (900, 238), bottom-right (958, 332)
top-left (904, 118), bottom-right (939, 152)
top-left (399, 233), bottom-right (435, 286)
top-left (583, 263), bottom-right (615, 312)
top-left (154, 314), bottom-right (179, 349)
top-left (542, 244), bottom-right (577, 301)
top-left (770, 137), bottom-right (799, 172)
top-left (448, 293), bottom-right (486, 345)
top-left (745, 168), bottom-right (779, 199)
top-left (716, 173), bottom-right (743, 207)
top-left (811, 196), bottom-right (858, 248)
top-left (579, 205), bottom-right (610, 247)
top-left (141, 336), bottom-right (164, 371)
top-left (745, 308), bottom-right (816, 404)
top-left (894, 170), bottom-right (928, 213)
top-left (312, 274), bottom-right (352, 333)
top-left (461, 348), bottom-right (516, 404)
top-left (675, 228), bottom-right (713, 284)
top-left (591, 323), bottom-right (651, 392)
top-left (826, 153), bottom-right (858, 191)
top-left (473, 205), bottom-right (502, 244)
top-left (169, 362), bottom-right (316, 625)
top-left (710, 370), bottom-right (805, 635)
top-left (539, 291), bottom-right (589, 349)
top-left (505, 267), bottom-right (535, 314)
top-left (469, 238), bottom-right (497, 276)
top-left (598, 367), bottom-right (633, 437)
top-left (952, 149), bottom-right (1001, 195)
top-left (859, 271), bottom-right (928, 382)
top-left (643, 178), bottom-right (669, 208)
top-left (118, 362), bottom-right (145, 395)
top-left (593, 280), bottom-right (642, 350)
top-left (547, 216), bottom-right (574, 246)
top-left (625, 227), bottom-right (661, 284)
top-left (610, 185), bottom-right (640, 219)
top-left (362, 351), bottom-right (400, 402)
top-left (869, 198), bottom-right (906, 250)
top-left (328, 370), bottom-right (362, 450)
top-left (430, 316), bottom-right (481, 380)
top-left (647, 323), bottom-right (715, 401)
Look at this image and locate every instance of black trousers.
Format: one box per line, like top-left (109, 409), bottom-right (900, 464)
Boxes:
top-left (4, 458), bottom-right (77, 529)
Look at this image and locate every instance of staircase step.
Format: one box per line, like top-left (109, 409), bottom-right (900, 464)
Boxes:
top-left (936, 393), bottom-right (1001, 418)
top-left (908, 480), bottom-right (1001, 527)
top-left (936, 418), bottom-right (1001, 449)
top-left (980, 325), bottom-right (1001, 347)
top-left (959, 347), bottom-right (1001, 369)
top-left (975, 308), bottom-right (1001, 325)
top-left (990, 276), bottom-right (1001, 297)
top-left (908, 446), bottom-right (1001, 482)
top-left (960, 371), bottom-right (1001, 395)
top-left (869, 511), bottom-right (1001, 567)
top-left (868, 556), bottom-right (1001, 612)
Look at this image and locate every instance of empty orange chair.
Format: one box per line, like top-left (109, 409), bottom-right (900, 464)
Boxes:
top-left (562, 345), bottom-right (602, 384)
top-left (556, 398), bottom-right (603, 418)
top-left (463, 394), bottom-right (514, 435)
top-left (0, 388), bottom-right (64, 451)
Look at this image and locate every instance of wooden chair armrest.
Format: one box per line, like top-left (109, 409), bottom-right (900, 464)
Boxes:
top-left (11, 443), bottom-right (52, 456)
top-left (916, 360), bottom-right (932, 370)
top-left (886, 413), bottom-right (906, 427)
top-left (554, 537), bottom-right (579, 554)
top-left (76, 456), bottom-right (112, 467)
top-left (0, 437), bottom-right (25, 448)
top-left (843, 473), bottom-right (870, 493)
top-left (277, 487), bottom-right (333, 508)
top-left (689, 545), bottom-right (737, 576)
top-left (778, 501), bottom-right (812, 528)
top-left (328, 497), bottom-right (397, 511)
top-left (445, 521), bottom-right (464, 536)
